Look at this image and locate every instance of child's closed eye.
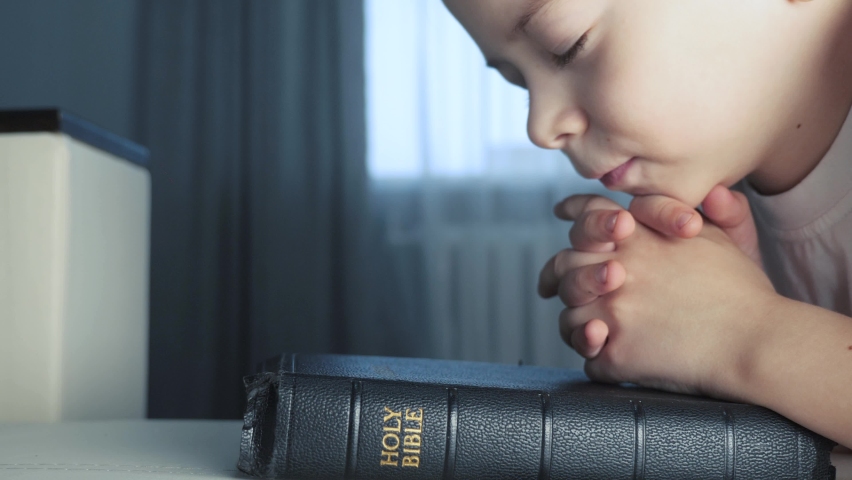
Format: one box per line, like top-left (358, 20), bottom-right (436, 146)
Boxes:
top-left (553, 33), bottom-right (588, 69)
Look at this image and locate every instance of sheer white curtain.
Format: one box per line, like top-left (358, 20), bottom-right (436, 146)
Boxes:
top-left (365, 0), bottom-right (628, 367)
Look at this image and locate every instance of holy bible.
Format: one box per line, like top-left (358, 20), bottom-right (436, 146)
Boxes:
top-left (238, 353), bottom-right (836, 479)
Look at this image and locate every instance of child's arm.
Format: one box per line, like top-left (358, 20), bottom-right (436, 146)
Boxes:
top-left (539, 196), bottom-right (852, 449)
top-left (740, 296), bottom-right (852, 449)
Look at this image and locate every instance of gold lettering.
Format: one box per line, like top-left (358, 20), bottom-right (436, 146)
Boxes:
top-left (381, 407), bottom-right (424, 468)
top-left (403, 434), bottom-right (421, 448)
top-left (405, 408), bottom-right (423, 423)
top-left (384, 420), bottom-right (401, 432)
top-left (383, 407), bottom-right (402, 432)
top-left (382, 433), bottom-right (400, 451)
top-left (383, 406), bottom-right (402, 422)
top-left (380, 450), bottom-right (399, 466)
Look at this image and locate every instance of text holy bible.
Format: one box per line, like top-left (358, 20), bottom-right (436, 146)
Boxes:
top-left (238, 354), bottom-right (836, 479)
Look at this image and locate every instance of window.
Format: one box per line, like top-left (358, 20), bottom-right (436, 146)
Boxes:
top-left (365, 0), bottom-right (572, 180)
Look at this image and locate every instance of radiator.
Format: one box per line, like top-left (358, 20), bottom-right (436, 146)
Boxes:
top-left (374, 178), bottom-right (628, 369)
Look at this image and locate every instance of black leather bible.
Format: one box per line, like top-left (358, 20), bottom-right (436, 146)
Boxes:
top-left (238, 353), bottom-right (836, 479)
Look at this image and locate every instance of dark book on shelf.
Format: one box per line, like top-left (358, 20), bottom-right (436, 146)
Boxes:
top-left (238, 353), bottom-right (836, 480)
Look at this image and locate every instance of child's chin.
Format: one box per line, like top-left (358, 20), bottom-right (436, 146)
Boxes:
top-left (627, 188), bottom-right (705, 210)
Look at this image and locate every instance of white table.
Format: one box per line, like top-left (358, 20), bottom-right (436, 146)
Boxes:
top-left (0, 420), bottom-right (848, 479)
top-left (0, 420), bottom-right (245, 479)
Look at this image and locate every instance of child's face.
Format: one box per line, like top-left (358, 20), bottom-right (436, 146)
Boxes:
top-left (444, 0), bottom-right (825, 206)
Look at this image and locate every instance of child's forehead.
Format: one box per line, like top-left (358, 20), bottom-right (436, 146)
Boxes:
top-left (444, 0), bottom-right (537, 51)
top-left (448, 0), bottom-right (591, 40)
top-left (515, 0), bottom-right (553, 32)
top-left (446, 0), bottom-right (591, 60)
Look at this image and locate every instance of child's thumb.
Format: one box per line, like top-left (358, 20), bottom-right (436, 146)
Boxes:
top-left (701, 185), bottom-right (764, 269)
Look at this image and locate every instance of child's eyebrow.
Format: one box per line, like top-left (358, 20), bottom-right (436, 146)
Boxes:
top-left (514, 0), bottom-right (552, 34)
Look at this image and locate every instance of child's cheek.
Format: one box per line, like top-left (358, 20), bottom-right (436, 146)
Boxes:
top-left (578, 40), bottom-right (685, 159)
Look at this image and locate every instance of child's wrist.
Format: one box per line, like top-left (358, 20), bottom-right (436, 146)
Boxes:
top-left (705, 291), bottom-right (784, 404)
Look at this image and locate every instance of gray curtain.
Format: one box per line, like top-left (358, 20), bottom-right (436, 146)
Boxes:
top-left (135, 0), bottom-right (413, 419)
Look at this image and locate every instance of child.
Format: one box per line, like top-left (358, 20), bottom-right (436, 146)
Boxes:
top-left (444, 0), bottom-right (852, 463)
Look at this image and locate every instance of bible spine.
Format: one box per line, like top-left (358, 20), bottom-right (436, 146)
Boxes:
top-left (239, 371), bottom-right (835, 480)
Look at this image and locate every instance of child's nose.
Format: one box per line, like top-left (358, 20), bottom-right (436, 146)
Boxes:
top-left (527, 94), bottom-right (588, 150)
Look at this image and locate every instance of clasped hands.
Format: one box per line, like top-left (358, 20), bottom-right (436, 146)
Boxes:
top-left (538, 185), bottom-right (778, 399)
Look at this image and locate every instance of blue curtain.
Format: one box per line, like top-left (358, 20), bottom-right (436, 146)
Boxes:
top-left (135, 0), bottom-right (412, 419)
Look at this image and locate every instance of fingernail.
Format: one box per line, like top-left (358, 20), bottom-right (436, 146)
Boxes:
top-left (596, 264), bottom-right (608, 284)
top-left (606, 213), bottom-right (618, 233)
top-left (676, 213), bottom-right (694, 229)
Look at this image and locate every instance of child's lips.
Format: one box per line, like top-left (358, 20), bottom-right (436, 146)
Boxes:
top-left (600, 158), bottom-right (636, 188)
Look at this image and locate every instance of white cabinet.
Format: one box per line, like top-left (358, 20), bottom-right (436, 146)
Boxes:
top-left (0, 110), bottom-right (150, 421)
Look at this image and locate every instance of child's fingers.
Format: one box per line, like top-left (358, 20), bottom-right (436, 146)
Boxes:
top-left (701, 184), bottom-right (748, 228)
top-left (583, 353), bottom-right (621, 384)
top-left (581, 319), bottom-right (609, 358)
top-left (537, 249), bottom-right (610, 298)
top-left (701, 185), bottom-right (764, 268)
top-left (559, 313), bottom-right (609, 359)
top-left (629, 195), bottom-right (703, 239)
top-left (557, 260), bottom-right (626, 308)
top-left (568, 209), bottom-right (635, 252)
top-left (554, 194), bottom-right (624, 221)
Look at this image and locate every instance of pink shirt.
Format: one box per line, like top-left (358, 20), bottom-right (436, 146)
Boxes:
top-left (742, 110), bottom-right (852, 316)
